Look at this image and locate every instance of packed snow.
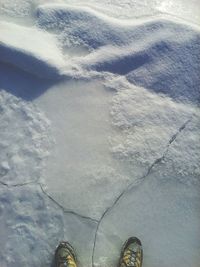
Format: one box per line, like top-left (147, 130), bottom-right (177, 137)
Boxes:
top-left (0, 1), bottom-right (200, 267)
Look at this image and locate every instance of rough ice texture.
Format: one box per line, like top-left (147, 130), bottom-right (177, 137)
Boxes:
top-left (0, 0), bottom-right (34, 18)
top-left (0, 90), bottom-right (52, 185)
top-left (159, 115), bottom-right (200, 185)
top-left (110, 81), bottom-right (197, 173)
top-left (0, 185), bottom-right (64, 267)
top-left (0, 1), bottom-right (200, 267)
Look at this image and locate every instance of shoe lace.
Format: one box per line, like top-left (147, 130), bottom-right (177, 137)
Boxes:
top-left (123, 248), bottom-right (139, 267)
top-left (60, 254), bottom-right (76, 267)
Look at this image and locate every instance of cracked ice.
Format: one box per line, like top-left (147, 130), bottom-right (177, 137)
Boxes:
top-left (0, 1), bottom-right (200, 267)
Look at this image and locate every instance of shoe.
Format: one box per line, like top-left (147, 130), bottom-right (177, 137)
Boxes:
top-left (118, 237), bottom-right (143, 267)
top-left (55, 241), bottom-right (77, 267)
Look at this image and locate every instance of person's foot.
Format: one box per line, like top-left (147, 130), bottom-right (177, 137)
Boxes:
top-left (55, 241), bottom-right (77, 267)
top-left (118, 237), bottom-right (143, 267)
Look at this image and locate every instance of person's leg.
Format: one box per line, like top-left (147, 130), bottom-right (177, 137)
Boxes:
top-left (118, 237), bottom-right (143, 267)
top-left (55, 241), bottom-right (77, 267)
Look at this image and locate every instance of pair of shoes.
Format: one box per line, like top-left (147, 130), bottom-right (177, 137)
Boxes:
top-left (55, 237), bottom-right (143, 267)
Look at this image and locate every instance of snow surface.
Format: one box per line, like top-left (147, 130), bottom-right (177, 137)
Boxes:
top-left (0, 90), bottom-right (52, 186)
top-left (0, 21), bottom-right (65, 79)
top-left (0, 1), bottom-right (200, 267)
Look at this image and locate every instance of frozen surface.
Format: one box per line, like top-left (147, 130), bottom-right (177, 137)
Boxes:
top-left (0, 90), bottom-right (52, 186)
top-left (0, 1), bottom-right (200, 267)
top-left (0, 184), bottom-right (96, 267)
top-left (0, 185), bottom-right (64, 267)
top-left (36, 80), bottom-right (133, 220)
top-left (94, 170), bottom-right (200, 267)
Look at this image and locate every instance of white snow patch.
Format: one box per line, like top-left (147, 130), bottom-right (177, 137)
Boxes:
top-left (0, 185), bottom-right (64, 267)
top-left (108, 79), bottom-right (197, 174)
top-left (0, 0), bottom-right (34, 18)
top-left (0, 21), bottom-right (65, 79)
top-left (51, 0), bottom-right (200, 25)
top-left (36, 4), bottom-right (199, 51)
top-left (0, 90), bottom-right (52, 185)
top-left (63, 19), bottom-right (200, 104)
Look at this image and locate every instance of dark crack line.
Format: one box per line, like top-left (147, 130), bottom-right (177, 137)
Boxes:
top-left (92, 118), bottom-right (192, 267)
top-left (0, 180), bottom-right (37, 188)
top-left (0, 181), bottom-right (8, 187)
top-left (0, 179), bottom-right (98, 223)
top-left (0, 118), bottom-right (192, 267)
top-left (168, 119), bottom-right (191, 145)
top-left (5, 181), bottom-right (98, 223)
top-left (38, 183), bottom-right (99, 224)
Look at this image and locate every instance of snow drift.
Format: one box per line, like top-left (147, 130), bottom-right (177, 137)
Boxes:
top-left (0, 21), bottom-right (65, 79)
top-left (36, 4), bottom-right (200, 103)
top-left (36, 4), bottom-right (196, 50)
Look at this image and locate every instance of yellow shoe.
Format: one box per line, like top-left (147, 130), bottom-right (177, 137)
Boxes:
top-left (55, 241), bottom-right (77, 267)
top-left (118, 237), bottom-right (143, 267)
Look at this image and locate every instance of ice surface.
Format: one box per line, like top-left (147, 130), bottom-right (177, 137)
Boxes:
top-left (109, 80), bottom-right (197, 171)
top-left (93, 169), bottom-right (200, 267)
top-left (36, 80), bottom-right (132, 220)
top-left (0, 1), bottom-right (200, 267)
top-left (0, 184), bottom-right (96, 267)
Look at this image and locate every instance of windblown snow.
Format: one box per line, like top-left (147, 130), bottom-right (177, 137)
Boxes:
top-left (0, 21), bottom-right (65, 79)
top-left (0, 1), bottom-right (200, 267)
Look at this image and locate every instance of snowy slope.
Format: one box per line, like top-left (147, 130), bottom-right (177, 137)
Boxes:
top-left (0, 1), bottom-right (200, 267)
top-left (36, 4), bottom-right (197, 50)
top-left (0, 21), bottom-right (65, 79)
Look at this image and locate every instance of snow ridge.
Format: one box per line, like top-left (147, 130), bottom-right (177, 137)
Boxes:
top-left (0, 21), bottom-right (65, 79)
top-left (36, 4), bottom-right (198, 50)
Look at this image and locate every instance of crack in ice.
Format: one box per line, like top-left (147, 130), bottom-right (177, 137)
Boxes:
top-left (0, 180), bottom-right (38, 188)
top-left (38, 183), bottom-right (99, 224)
top-left (0, 116), bottom-right (192, 267)
top-left (91, 118), bottom-right (192, 267)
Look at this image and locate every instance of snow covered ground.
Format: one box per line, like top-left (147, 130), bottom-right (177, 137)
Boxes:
top-left (0, 1), bottom-right (200, 267)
